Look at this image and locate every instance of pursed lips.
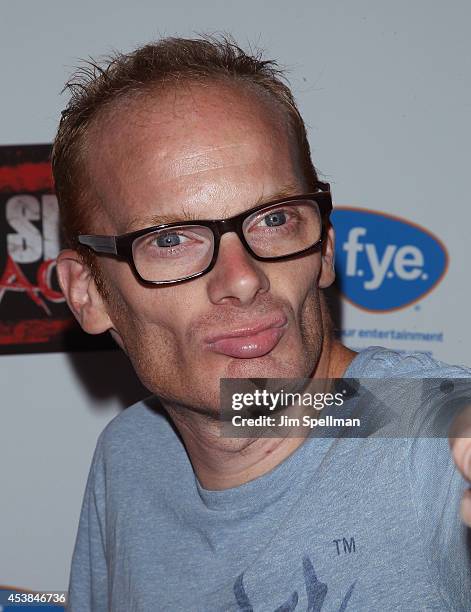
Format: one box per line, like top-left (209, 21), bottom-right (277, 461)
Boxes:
top-left (204, 314), bottom-right (288, 359)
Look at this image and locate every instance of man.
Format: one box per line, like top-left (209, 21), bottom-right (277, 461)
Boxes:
top-left (54, 36), bottom-right (471, 610)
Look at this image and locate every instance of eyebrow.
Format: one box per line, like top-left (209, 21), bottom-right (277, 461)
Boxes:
top-left (126, 208), bottom-right (195, 231)
top-left (123, 182), bottom-right (303, 232)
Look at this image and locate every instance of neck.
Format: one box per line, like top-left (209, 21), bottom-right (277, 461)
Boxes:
top-left (166, 338), bottom-right (356, 491)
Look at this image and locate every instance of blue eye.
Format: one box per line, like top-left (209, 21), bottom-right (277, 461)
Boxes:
top-left (156, 233), bottom-right (184, 247)
top-left (263, 211), bottom-right (287, 227)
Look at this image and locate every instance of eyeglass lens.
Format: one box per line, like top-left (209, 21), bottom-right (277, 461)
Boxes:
top-left (131, 199), bottom-right (322, 282)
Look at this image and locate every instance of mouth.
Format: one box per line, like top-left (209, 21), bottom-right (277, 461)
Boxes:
top-left (204, 314), bottom-right (288, 359)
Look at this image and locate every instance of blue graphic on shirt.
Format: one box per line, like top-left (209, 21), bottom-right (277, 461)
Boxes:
top-left (234, 555), bottom-right (356, 611)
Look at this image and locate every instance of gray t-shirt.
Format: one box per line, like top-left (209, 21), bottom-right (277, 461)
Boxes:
top-left (66, 347), bottom-right (471, 611)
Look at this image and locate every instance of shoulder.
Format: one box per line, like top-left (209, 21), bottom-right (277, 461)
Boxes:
top-left (95, 395), bottom-right (177, 460)
top-left (345, 345), bottom-right (471, 379)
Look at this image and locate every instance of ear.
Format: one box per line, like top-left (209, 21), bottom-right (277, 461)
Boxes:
top-left (318, 224), bottom-right (336, 289)
top-left (56, 249), bottom-right (114, 335)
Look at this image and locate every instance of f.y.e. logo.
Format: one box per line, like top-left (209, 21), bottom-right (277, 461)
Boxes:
top-left (331, 208), bottom-right (448, 312)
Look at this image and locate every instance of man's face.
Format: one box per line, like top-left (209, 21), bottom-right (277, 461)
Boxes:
top-left (84, 81), bottom-right (335, 414)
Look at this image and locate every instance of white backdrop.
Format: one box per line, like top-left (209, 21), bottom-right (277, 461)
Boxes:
top-left (1, 0), bottom-right (470, 592)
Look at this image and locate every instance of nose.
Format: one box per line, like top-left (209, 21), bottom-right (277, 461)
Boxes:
top-left (206, 232), bottom-right (270, 306)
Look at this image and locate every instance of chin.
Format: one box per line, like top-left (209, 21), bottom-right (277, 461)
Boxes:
top-left (221, 353), bottom-right (307, 380)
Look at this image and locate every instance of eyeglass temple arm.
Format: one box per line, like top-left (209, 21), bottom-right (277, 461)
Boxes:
top-left (78, 235), bottom-right (118, 255)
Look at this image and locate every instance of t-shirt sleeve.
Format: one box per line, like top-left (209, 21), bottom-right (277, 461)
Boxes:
top-left (66, 433), bottom-right (109, 612)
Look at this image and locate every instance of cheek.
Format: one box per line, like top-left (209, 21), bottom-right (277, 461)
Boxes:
top-left (101, 262), bottom-right (201, 360)
top-left (270, 257), bottom-right (324, 353)
top-left (269, 255), bottom-right (321, 308)
top-left (104, 281), bottom-right (201, 397)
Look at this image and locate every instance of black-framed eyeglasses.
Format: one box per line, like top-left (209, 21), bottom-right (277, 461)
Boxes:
top-left (78, 181), bottom-right (333, 286)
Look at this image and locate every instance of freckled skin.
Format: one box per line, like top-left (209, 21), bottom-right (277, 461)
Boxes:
top-left (83, 81), bottom-right (339, 417)
top-left (56, 81), bottom-right (354, 487)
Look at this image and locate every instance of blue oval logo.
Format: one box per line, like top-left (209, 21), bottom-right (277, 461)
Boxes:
top-left (331, 208), bottom-right (448, 312)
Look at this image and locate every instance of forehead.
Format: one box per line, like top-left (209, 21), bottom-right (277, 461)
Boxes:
top-left (85, 80), bottom-right (305, 233)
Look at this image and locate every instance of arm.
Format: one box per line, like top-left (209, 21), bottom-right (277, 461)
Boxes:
top-left (408, 435), bottom-right (471, 611)
top-left (449, 405), bottom-right (471, 527)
